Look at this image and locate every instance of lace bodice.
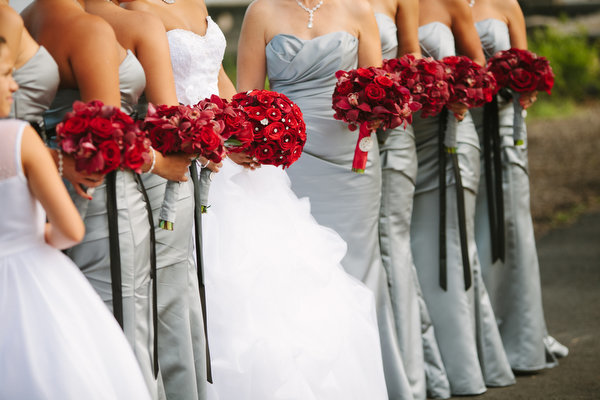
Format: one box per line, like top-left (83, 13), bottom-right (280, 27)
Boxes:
top-left (419, 22), bottom-right (456, 60)
top-left (375, 13), bottom-right (398, 60)
top-left (167, 16), bottom-right (226, 105)
top-left (475, 19), bottom-right (511, 59)
top-left (0, 120), bottom-right (45, 257)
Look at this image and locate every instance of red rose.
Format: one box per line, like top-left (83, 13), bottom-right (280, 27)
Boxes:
top-left (510, 68), bottom-right (536, 92)
top-left (264, 122), bottom-right (285, 140)
top-left (98, 140), bottom-right (121, 174)
top-left (89, 117), bottom-right (114, 139)
top-left (266, 107), bottom-right (282, 121)
top-left (374, 75), bottom-right (394, 88)
top-left (123, 145), bottom-right (147, 173)
top-left (61, 116), bottom-right (88, 135)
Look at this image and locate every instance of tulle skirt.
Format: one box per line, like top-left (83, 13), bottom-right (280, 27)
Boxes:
top-left (0, 241), bottom-right (150, 400)
top-left (203, 159), bottom-right (388, 400)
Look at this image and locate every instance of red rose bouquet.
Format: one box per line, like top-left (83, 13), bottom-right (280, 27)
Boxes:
top-left (196, 94), bottom-right (254, 152)
top-left (441, 56), bottom-right (497, 149)
top-left (56, 100), bottom-right (151, 176)
top-left (143, 103), bottom-right (226, 230)
top-left (487, 48), bottom-right (554, 144)
top-left (231, 89), bottom-right (307, 168)
top-left (332, 66), bottom-right (421, 173)
top-left (383, 54), bottom-right (451, 118)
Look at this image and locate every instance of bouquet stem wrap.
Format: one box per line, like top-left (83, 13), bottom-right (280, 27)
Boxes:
top-left (444, 113), bottom-right (459, 150)
top-left (512, 93), bottom-right (525, 146)
top-left (352, 122), bottom-right (374, 173)
top-left (158, 180), bottom-right (180, 231)
top-left (199, 166), bottom-right (212, 213)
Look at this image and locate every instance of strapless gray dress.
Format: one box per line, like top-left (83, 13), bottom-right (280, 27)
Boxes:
top-left (472, 18), bottom-right (562, 371)
top-left (267, 32), bottom-right (412, 399)
top-left (45, 51), bottom-right (161, 399)
top-left (375, 13), bottom-right (450, 400)
top-left (411, 22), bottom-right (515, 395)
top-left (9, 46), bottom-right (59, 137)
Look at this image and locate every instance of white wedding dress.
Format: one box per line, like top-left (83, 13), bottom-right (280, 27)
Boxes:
top-left (167, 17), bottom-right (388, 400)
top-left (0, 119), bottom-right (150, 400)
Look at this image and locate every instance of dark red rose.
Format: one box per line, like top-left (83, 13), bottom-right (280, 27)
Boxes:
top-left (98, 140), bottom-right (121, 173)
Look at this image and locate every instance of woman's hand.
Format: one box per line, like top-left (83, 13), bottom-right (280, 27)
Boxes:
top-left (198, 156), bottom-right (223, 173)
top-left (447, 102), bottom-right (468, 121)
top-left (519, 90), bottom-right (538, 109)
top-left (228, 151), bottom-right (261, 170)
top-left (51, 149), bottom-right (104, 200)
top-left (152, 152), bottom-right (191, 182)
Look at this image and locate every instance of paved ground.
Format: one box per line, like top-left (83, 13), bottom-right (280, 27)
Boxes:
top-left (453, 212), bottom-right (600, 399)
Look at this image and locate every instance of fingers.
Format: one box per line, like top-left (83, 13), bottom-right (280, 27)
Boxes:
top-left (73, 182), bottom-right (93, 200)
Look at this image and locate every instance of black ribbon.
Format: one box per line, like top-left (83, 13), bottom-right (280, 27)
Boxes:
top-left (438, 108), bottom-right (472, 291)
top-left (483, 97), bottom-right (505, 263)
top-left (438, 109), bottom-right (448, 291)
top-left (107, 172), bottom-right (159, 378)
top-left (134, 173), bottom-right (159, 378)
top-left (106, 171), bottom-right (124, 327)
top-left (190, 162), bottom-right (213, 383)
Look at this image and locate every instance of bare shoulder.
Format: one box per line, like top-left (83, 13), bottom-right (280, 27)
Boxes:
top-left (67, 12), bottom-right (117, 49)
top-left (119, 8), bottom-right (165, 37)
top-left (122, 0), bottom-right (155, 14)
top-left (494, 0), bottom-right (522, 18)
top-left (0, 3), bottom-right (24, 30)
top-left (244, 0), bottom-right (277, 18)
top-left (344, 0), bottom-right (373, 17)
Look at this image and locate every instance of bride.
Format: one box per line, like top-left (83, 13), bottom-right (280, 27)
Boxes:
top-left (124, 0), bottom-right (390, 398)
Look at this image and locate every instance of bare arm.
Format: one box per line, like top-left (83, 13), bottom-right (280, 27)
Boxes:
top-left (356, 0), bottom-right (383, 67)
top-left (504, 0), bottom-right (527, 50)
top-left (69, 17), bottom-right (121, 106)
top-left (448, 0), bottom-right (485, 66)
top-left (396, 0), bottom-right (421, 57)
top-left (0, 5), bottom-right (23, 64)
top-left (22, 126), bottom-right (85, 249)
top-left (218, 65), bottom-right (236, 100)
top-left (133, 12), bottom-right (179, 106)
top-left (236, 1), bottom-right (268, 92)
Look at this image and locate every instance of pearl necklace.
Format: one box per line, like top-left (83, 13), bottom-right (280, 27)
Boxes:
top-left (296, 0), bottom-right (324, 29)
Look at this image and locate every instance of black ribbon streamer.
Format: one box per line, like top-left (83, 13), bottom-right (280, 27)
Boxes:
top-left (438, 109), bottom-right (448, 291)
top-left (438, 108), bottom-right (472, 291)
top-left (483, 97), bottom-right (505, 263)
top-left (107, 172), bottom-right (159, 378)
top-left (134, 173), bottom-right (159, 378)
top-left (106, 171), bottom-right (124, 328)
top-left (190, 162), bottom-right (213, 383)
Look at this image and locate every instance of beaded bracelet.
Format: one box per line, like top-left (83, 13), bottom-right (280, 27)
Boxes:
top-left (57, 149), bottom-right (64, 177)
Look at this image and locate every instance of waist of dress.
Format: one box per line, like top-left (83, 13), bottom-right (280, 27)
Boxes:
top-left (0, 234), bottom-right (46, 258)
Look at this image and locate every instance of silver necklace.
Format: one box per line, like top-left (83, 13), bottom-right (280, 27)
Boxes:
top-left (468, 0), bottom-right (475, 7)
top-left (162, 0), bottom-right (175, 4)
top-left (296, 0), bottom-right (324, 29)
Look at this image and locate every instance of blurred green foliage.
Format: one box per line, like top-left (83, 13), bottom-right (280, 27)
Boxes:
top-left (528, 27), bottom-right (600, 118)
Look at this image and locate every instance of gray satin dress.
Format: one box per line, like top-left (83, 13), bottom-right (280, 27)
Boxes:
top-left (472, 18), bottom-right (561, 371)
top-left (139, 26), bottom-right (218, 400)
top-left (8, 46), bottom-right (59, 135)
top-left (375, 13), bottom-right (450, 400)
top-left (267, 32), bottom-right (413, 399)
top-left (45, 51), bottom-right (161, 399)
top-left (411, 23), bottom-right (515, 395)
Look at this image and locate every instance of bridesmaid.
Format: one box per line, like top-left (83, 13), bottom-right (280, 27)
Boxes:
top-left (83, 1), bottom-right (211, 398)
top-left (21, 0), bottom-right (181, 397)
top-left (1, 0), bottom-right (58, 138)
top-left (0, 36), bottom-right (150, 400)
top-left (237, 1), bottom-right (413, 398)
top-left (470, 0), bottom-right (567, 370)
top-left (410, 0), bottom-right (515, 395)
top-left (368, 0), bottom-right (450, 398)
